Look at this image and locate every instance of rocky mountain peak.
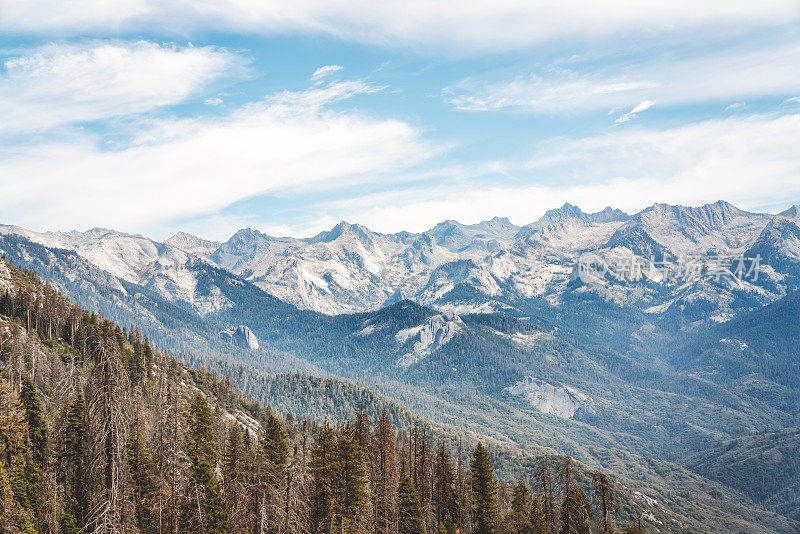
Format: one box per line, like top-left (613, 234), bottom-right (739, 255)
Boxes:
top-left (779, 205), bottom-right (800, 220)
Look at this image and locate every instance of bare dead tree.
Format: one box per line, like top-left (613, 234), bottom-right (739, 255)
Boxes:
top-left (85, 334), bottom-right (130, 533)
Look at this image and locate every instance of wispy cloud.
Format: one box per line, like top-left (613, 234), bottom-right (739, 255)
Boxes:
top-left (311, 65), bottom-right (343, 81)
top-left (447, 40), bottom-right (800, 114)
top-left (0, 41), bottom-right (245, 135)
top-left (724, 102), bottom-right (746, 111)
top-left (615, 100), bottom-right (654, 123)
top-left (268, 80), bottom-right (383, 109)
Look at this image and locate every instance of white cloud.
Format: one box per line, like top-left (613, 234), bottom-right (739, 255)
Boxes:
top-left (268, 80), bottom-right (382, 109)
top-left (306, 113), bottom-right (800, 233)
top-left (724, 102), bottom-right (746, 111)
top-left (2, 1), bottom-right (798, 51)
top-left (615, 100), bottom-right (654, 123)
top-left (205, 97), bottom-right (224, 106)
top-left (0, 79), bottom-right (434, 237)
top-left (785, 96), bottom-right (800, 104)
top-left (311, 65), bottom-right (343, 81)
top-left (448, 40), bottom-right (800, 114)
top-left (0, 41), bottom-right (244, 134)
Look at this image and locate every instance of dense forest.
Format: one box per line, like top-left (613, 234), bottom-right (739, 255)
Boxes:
top-left (1, 257), bottom-right (645, 533)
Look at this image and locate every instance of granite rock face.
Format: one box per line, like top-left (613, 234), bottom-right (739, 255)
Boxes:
top-left (220, 325), bottom-right (259, 351)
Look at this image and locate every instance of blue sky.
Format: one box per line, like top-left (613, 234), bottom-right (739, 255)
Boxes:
top-left (1, 1), bottom-right (800, 241)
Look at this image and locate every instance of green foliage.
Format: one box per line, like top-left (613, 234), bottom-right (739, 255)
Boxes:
top-left (530, 496), bottom-right (547, 534)
top-left (335, 424), bottom-right (371, 532)
top-left (559, 486), bottom-right (592, 534)
top-left (62, 392), bottom-right (88, 531)
top-left (181, 393), bottom-right (228, 534)
top-left (398, 475), bottom-right (425, 534)
top-left (471, 442), bottom-right (498, 534)
top-left (263, 413), bottom-right (289, 468)
top-left (310, 425), bottom-right (338, 534)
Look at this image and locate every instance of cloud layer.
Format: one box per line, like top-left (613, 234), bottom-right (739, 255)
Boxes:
top-left (448, 40), bottom-right (800, 114)
top-left (3, 1), bottom-right (798, 51)
top-left (0, 71), bottom-right (433, 236)
top-left (0, 41), bottom-right (244, 135)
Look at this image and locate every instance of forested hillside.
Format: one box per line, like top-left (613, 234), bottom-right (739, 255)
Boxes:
top-left (2, 254), bottom-right (797, 533)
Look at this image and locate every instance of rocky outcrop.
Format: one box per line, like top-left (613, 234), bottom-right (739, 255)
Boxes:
top-left (220, 325), bottom-right (259, 351)
top-left (505, 377), bottom-right (595, 419)
top-left (395, 310), bottom-right (463, 367)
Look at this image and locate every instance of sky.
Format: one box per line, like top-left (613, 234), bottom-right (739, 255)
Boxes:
top-left (1, 1), bottom-right (800, 241)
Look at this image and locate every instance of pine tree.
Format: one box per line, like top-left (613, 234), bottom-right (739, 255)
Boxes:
top-left (530, 496), bottom-right (547, 534)
top-left (263, 413), bottom-right (290, 467)
top-left (335, 423), bottom-right (371, 533)
top-left (260, 413), bottom-right (290, 533)
top-left (310, 425), bottom-right (338, 534)
top-left (398, 475), bottom-right (425, 534)
top-left (0, 378), bottom-right (26, 473)
top-left (510, 477), bottom-right (533, 534)
top-left (19, 376), bottom-right (46, 525)
top-left (559, 487), bottom-right (592, 534)
top-left (433, 439), bottom-right (456, 530)
top-left (180, 393), bottom-right (228, 534)
top-left (61, 392), bottom-right (88, 533)
top-left (471, 442), bottom-right (497, 534)
top-left (222, 425), bottom-right (250, 533)
top-left (0, 377), bottom-right (35, 533)
top-left (127, 417), bottom-right (157, 533)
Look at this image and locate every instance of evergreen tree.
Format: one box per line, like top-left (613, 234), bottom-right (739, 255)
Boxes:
top-left (335, 423), bottom-right (371, 533)
top-left (0, 378), bottom-right (35, 533)
top-left (433, 439), bottom-right (457, 530)
top-left (180, 393), bottom-right (228, 534)
top-left (398, 475), bottom-right (425, 534)
top-left (127, 418), bottom-right (157, 533)
top-left (310, 425), bottom-right (338, 534)
top-left (509, 477), bottom-right (533, 534)
top-left (471, 442), bottom-right (497, 534)
top-left (222, 425), bottom-right (251, 533)
top-left (19, 376), bottom-right (46, 525)
top-left (536, 460), bottom-right (556, 534)
top-left (530, 496), bottom-right (547, 534)
top-left (559, 487), bottom-right (592, 534)
top-left (61, 392), bottom-right (88, 533)
top-left (263, 413), bottom-right (290, 467)
top-left (260, 413), bottom-right (290, 533)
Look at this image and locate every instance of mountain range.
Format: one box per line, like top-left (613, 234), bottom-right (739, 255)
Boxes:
top-left (4, 200), bottom-right (799, 321)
